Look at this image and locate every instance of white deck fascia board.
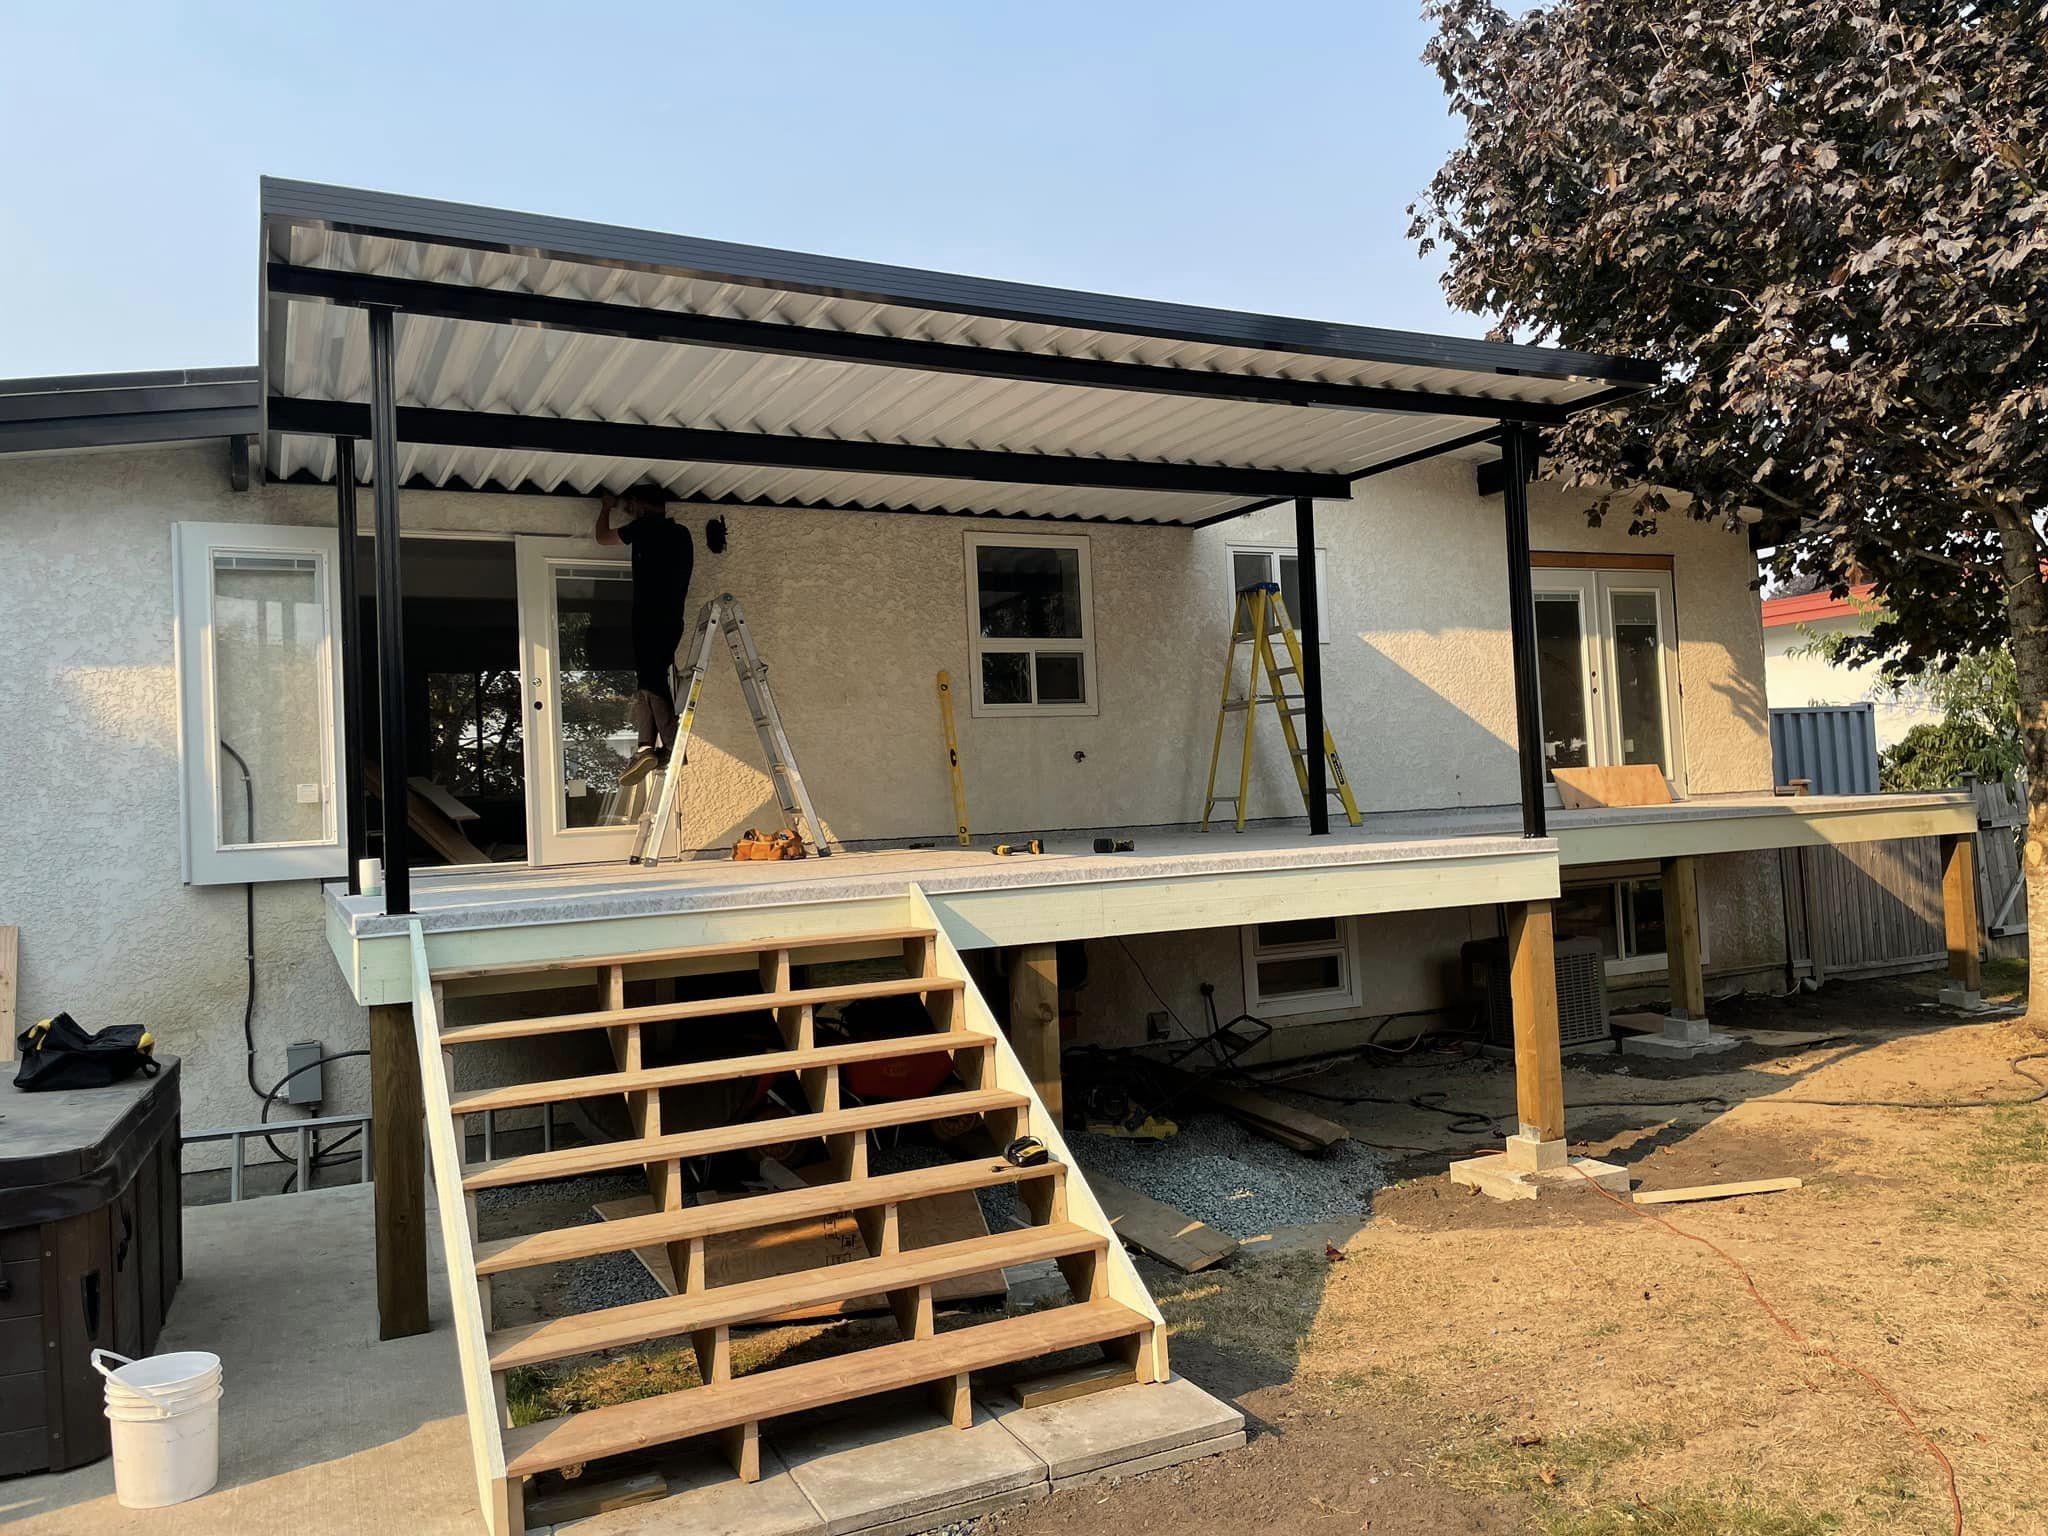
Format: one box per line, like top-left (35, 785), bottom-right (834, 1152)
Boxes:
top-left (1555, 792), bottom-right (1975, 866)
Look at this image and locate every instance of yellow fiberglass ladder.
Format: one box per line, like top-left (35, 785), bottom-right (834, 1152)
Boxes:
top-left (1201, 582), bottom-right (1362, 833)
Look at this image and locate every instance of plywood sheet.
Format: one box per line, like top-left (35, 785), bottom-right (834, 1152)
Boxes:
top-left (1551, 765), bottom-right (1674, 809)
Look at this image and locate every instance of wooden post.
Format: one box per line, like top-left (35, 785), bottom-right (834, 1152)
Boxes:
top-left (1940, 831), bottom-right (1983, 1001)
top-left (1504, 900), bottom-right (1565, 1169)
top-left (370, 1001), bottom-right (429, 1339)
top-left (1660, 855), bottom-right (1708, 1023)
top-left (1007, 944), bottom-right (1062, 1123)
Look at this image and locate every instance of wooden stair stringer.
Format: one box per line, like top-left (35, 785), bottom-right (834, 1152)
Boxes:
top-left (406, 921), bottom-right (521, 1536)
top-left (902, 885), bottom-right (1170, 1384)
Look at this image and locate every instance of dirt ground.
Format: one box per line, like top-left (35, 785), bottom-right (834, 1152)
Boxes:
top-left (977, 966), bottom-right (2048, 1536)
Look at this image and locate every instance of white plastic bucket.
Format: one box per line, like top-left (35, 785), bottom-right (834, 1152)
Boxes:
top-left (92, 1349), bottom-right (223, 1509)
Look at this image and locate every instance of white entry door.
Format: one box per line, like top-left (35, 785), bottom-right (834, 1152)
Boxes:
top-left (1532, 567), bottom-right (1684, 795)
top-left (515, 537), bottom-right (655, 866)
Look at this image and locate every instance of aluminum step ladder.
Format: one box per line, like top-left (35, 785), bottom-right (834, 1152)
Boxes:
top-left (1201, 582), bottom-right (1362, 832)
top-left (630, 592), bottom-right (831, 866)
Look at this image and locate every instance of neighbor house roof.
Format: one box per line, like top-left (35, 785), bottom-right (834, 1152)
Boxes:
top-left (258, 178), bottom-right (1657, 525)
top-left (1761, 585), bottom-right (1876, 628)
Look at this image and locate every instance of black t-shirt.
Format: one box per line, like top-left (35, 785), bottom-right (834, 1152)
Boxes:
top-left (619, 513), bottom-right (694, 631)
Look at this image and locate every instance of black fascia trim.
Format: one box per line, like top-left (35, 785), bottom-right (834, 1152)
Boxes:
top-left (0, 406), bottom-right (261, 455)
top-left (0, 365), bottom-right (256, 397)
top-left (1183, 423), bottom-right (1504, 529)
top-left (0, 379), bottom-right (259, 426)
top-left (266, 396), bottom-right (1350, 501)
top-left (279, 465), bottom-right (1192, 527)
top-left (259, 178), bottom-right (1662, 388)
top-left (268, 264), bottom-right (1596, 426)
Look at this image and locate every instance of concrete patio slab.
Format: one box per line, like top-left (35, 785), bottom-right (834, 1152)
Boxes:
top-left (973, 1376), bottom-right (1245, 1484)
top-left (769, 1394), bottom-right (1044, 1536)
top-left (0, 1183), bottom-right (475, 1536)
top-left (546, 1441), bottom-right (822, 1536)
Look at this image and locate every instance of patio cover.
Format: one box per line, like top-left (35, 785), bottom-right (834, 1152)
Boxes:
top-left (258, 178), bottom-right (1656, 526)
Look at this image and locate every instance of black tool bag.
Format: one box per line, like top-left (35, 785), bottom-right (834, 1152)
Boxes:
top-left (13, 1013), bottom-right (160, 1092)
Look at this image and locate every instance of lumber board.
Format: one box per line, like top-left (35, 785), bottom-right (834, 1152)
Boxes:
top-left (474, 1157), bottom-right (1064, 1276)
top-left (1165, 1071), bottom-right (1348, 1151)
top-left (1087, 1173), bottom-right (1239, 1272)
top-left (1632, 1178), bottom-right (1802, 1206)
top-left (439, 974), bottom-right (963, 1046)
top-left (488, 1223), bottom-right (1100, 1370)
top-left (1551, 764), bottom-right (1673, 810)
top-left (449, 1030), bottom-right (989, 1115)
top-left (408, 775), bottom-right (481, 823)
top-left (461, 1088), bottom-right (1028, 1191)
top-left (431, 926), bottom-right (934, 982)
top-left (501, 1299), bottom-right (1151, 1477)
top-left (1008, 1358), bottom-right (1136, 1409)
top-left (363, 759), bottom-right (489, 864)
top-left (597, 1178), bottom-right (1007, 1317)
top-left (0, 925), bottom-right (15, 1062)
top-left (523, 1470), bottom-right (665, 1526)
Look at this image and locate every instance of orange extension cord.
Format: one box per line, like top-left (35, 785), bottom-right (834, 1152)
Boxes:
top-left (1572, 1167), bottom-right (1964, 1535)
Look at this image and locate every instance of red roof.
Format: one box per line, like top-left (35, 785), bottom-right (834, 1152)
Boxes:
top-left (1761, 584), bottom-right (1875, 629)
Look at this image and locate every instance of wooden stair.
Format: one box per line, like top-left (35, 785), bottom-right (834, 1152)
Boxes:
top-left (402, 901), bottom-right (1167, 1536)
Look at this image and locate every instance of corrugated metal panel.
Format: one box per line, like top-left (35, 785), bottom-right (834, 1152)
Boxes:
top-left (1770, 705), bottom-right (1880, 795)
top-left (258, 181), bottom-right (1651, 519)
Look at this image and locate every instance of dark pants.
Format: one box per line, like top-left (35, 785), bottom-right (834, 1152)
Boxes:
top-left (632, 614), bottom-right (685, 751)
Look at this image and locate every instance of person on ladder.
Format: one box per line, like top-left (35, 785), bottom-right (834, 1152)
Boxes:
top-left (596, 483), bottom-right (698, 788)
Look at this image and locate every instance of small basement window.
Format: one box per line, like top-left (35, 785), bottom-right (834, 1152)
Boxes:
top-left (964, 531), bottom-right (1097, 716)
top-left (174, 522), bottom-right (348, 884)
top-left (1555, 870), bottom-right (1699, 978)
top-left (1241, 917), bottom-right (1362, 1017)
top-left (1226, 544), bottom-right (1330, 642)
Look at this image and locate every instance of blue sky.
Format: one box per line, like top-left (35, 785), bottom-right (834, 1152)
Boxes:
top-left (0, 2), bottom-right (1490, 378)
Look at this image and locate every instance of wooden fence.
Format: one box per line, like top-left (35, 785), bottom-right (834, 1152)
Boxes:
top-left (1783, 778), bottom-right (2026, 983)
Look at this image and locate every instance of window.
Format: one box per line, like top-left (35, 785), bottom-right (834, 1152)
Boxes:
top-left (1532, 566), bottom-right (1683, 791)
top-left (964, 532), bottom-right (1096, 716)
top-left (1556, 870), bottom-right (1696, 977)
top-left (1226, 545), bottom-right (1330, 643)
top-left (1241, 917), bottom-right (1362, 1016)
top-left (174, 523), bottom-right (348, 884)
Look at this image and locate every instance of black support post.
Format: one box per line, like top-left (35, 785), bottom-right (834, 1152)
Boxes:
top-left (1500, 424), bottom-right (1547, 839)
top-left (366, 307), bottom-right (412, 915)
top-left (334, 437), bottom-right (367, 895)
top-left (1294, 495), bottom-right (1329, 836)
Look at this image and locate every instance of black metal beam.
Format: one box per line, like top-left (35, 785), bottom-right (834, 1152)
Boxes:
top-left (1189, 424), bottom-right (1506, 530)
top-left (1500, 424), bottom-right (1547, 839)
top-left (334, 438), bottom-right (367, 897)
top-left (267, 396), bottom-right (1349, 502)
top-left (366, 311), bottom-right (412, 915)
top-left (269, 263), bottom-right (1592, 427)
top-left (1294, 496), bottom-right (1330, 836)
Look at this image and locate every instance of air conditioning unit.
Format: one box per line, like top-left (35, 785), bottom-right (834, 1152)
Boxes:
top-left (1460, 936), bottom-right (1611, 1050)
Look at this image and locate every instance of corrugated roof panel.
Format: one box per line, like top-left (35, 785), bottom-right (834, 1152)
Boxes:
top-left (261, 180), bottom-right (1653, 519)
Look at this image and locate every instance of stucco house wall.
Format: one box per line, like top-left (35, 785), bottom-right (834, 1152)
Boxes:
top-left (0, 441), bottom-right (1786, 1155)
top-left (1762, 607), bottom-right (1939, 751)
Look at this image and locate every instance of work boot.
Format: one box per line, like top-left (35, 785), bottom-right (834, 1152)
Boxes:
top-left (619, 746), bottom-right (661, 787)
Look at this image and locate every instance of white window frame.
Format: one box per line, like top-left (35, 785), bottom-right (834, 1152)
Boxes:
top-left (1561, 866), bottom-right (1710, 979)
top-left (1240, 917), bottom-right (1363, 1017)
top-left (963, 530), bottom-right (1098, 718)
top-left (173, 521), bottom-right (348, 885)
top-left (1225, 544), bottom-right (1331, 643)
top-left (1532, 566), bottom-right (1686, 798)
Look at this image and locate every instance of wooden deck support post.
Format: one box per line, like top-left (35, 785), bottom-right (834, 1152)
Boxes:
top-left (1940, 831), bottom-right (1983, 1007)
top-left (370, 1001), bottom-right (429, 1339)
top-left (1503, 899), bottom-right (1567, 1171)
top-left (1007, 944), bottom-right (1063, 1125)
top-left (1657, 854), bottom-right (1711, 1043)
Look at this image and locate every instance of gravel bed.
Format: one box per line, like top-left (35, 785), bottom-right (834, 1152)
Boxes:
top-left (478, 1171), bottom-right (666, 1316)
top-left (1075, 1111), bottom-right (1386, 1237)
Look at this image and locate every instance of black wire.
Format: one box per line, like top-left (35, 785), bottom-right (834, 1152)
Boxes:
top-left (264, 1051), bottom-right (372, 1193)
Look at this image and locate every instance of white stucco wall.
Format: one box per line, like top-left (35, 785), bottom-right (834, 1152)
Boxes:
top-left (1762, 610), bottom-right (1938, 750)
top-left (0, 442), bottom-right (1789, 1152)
